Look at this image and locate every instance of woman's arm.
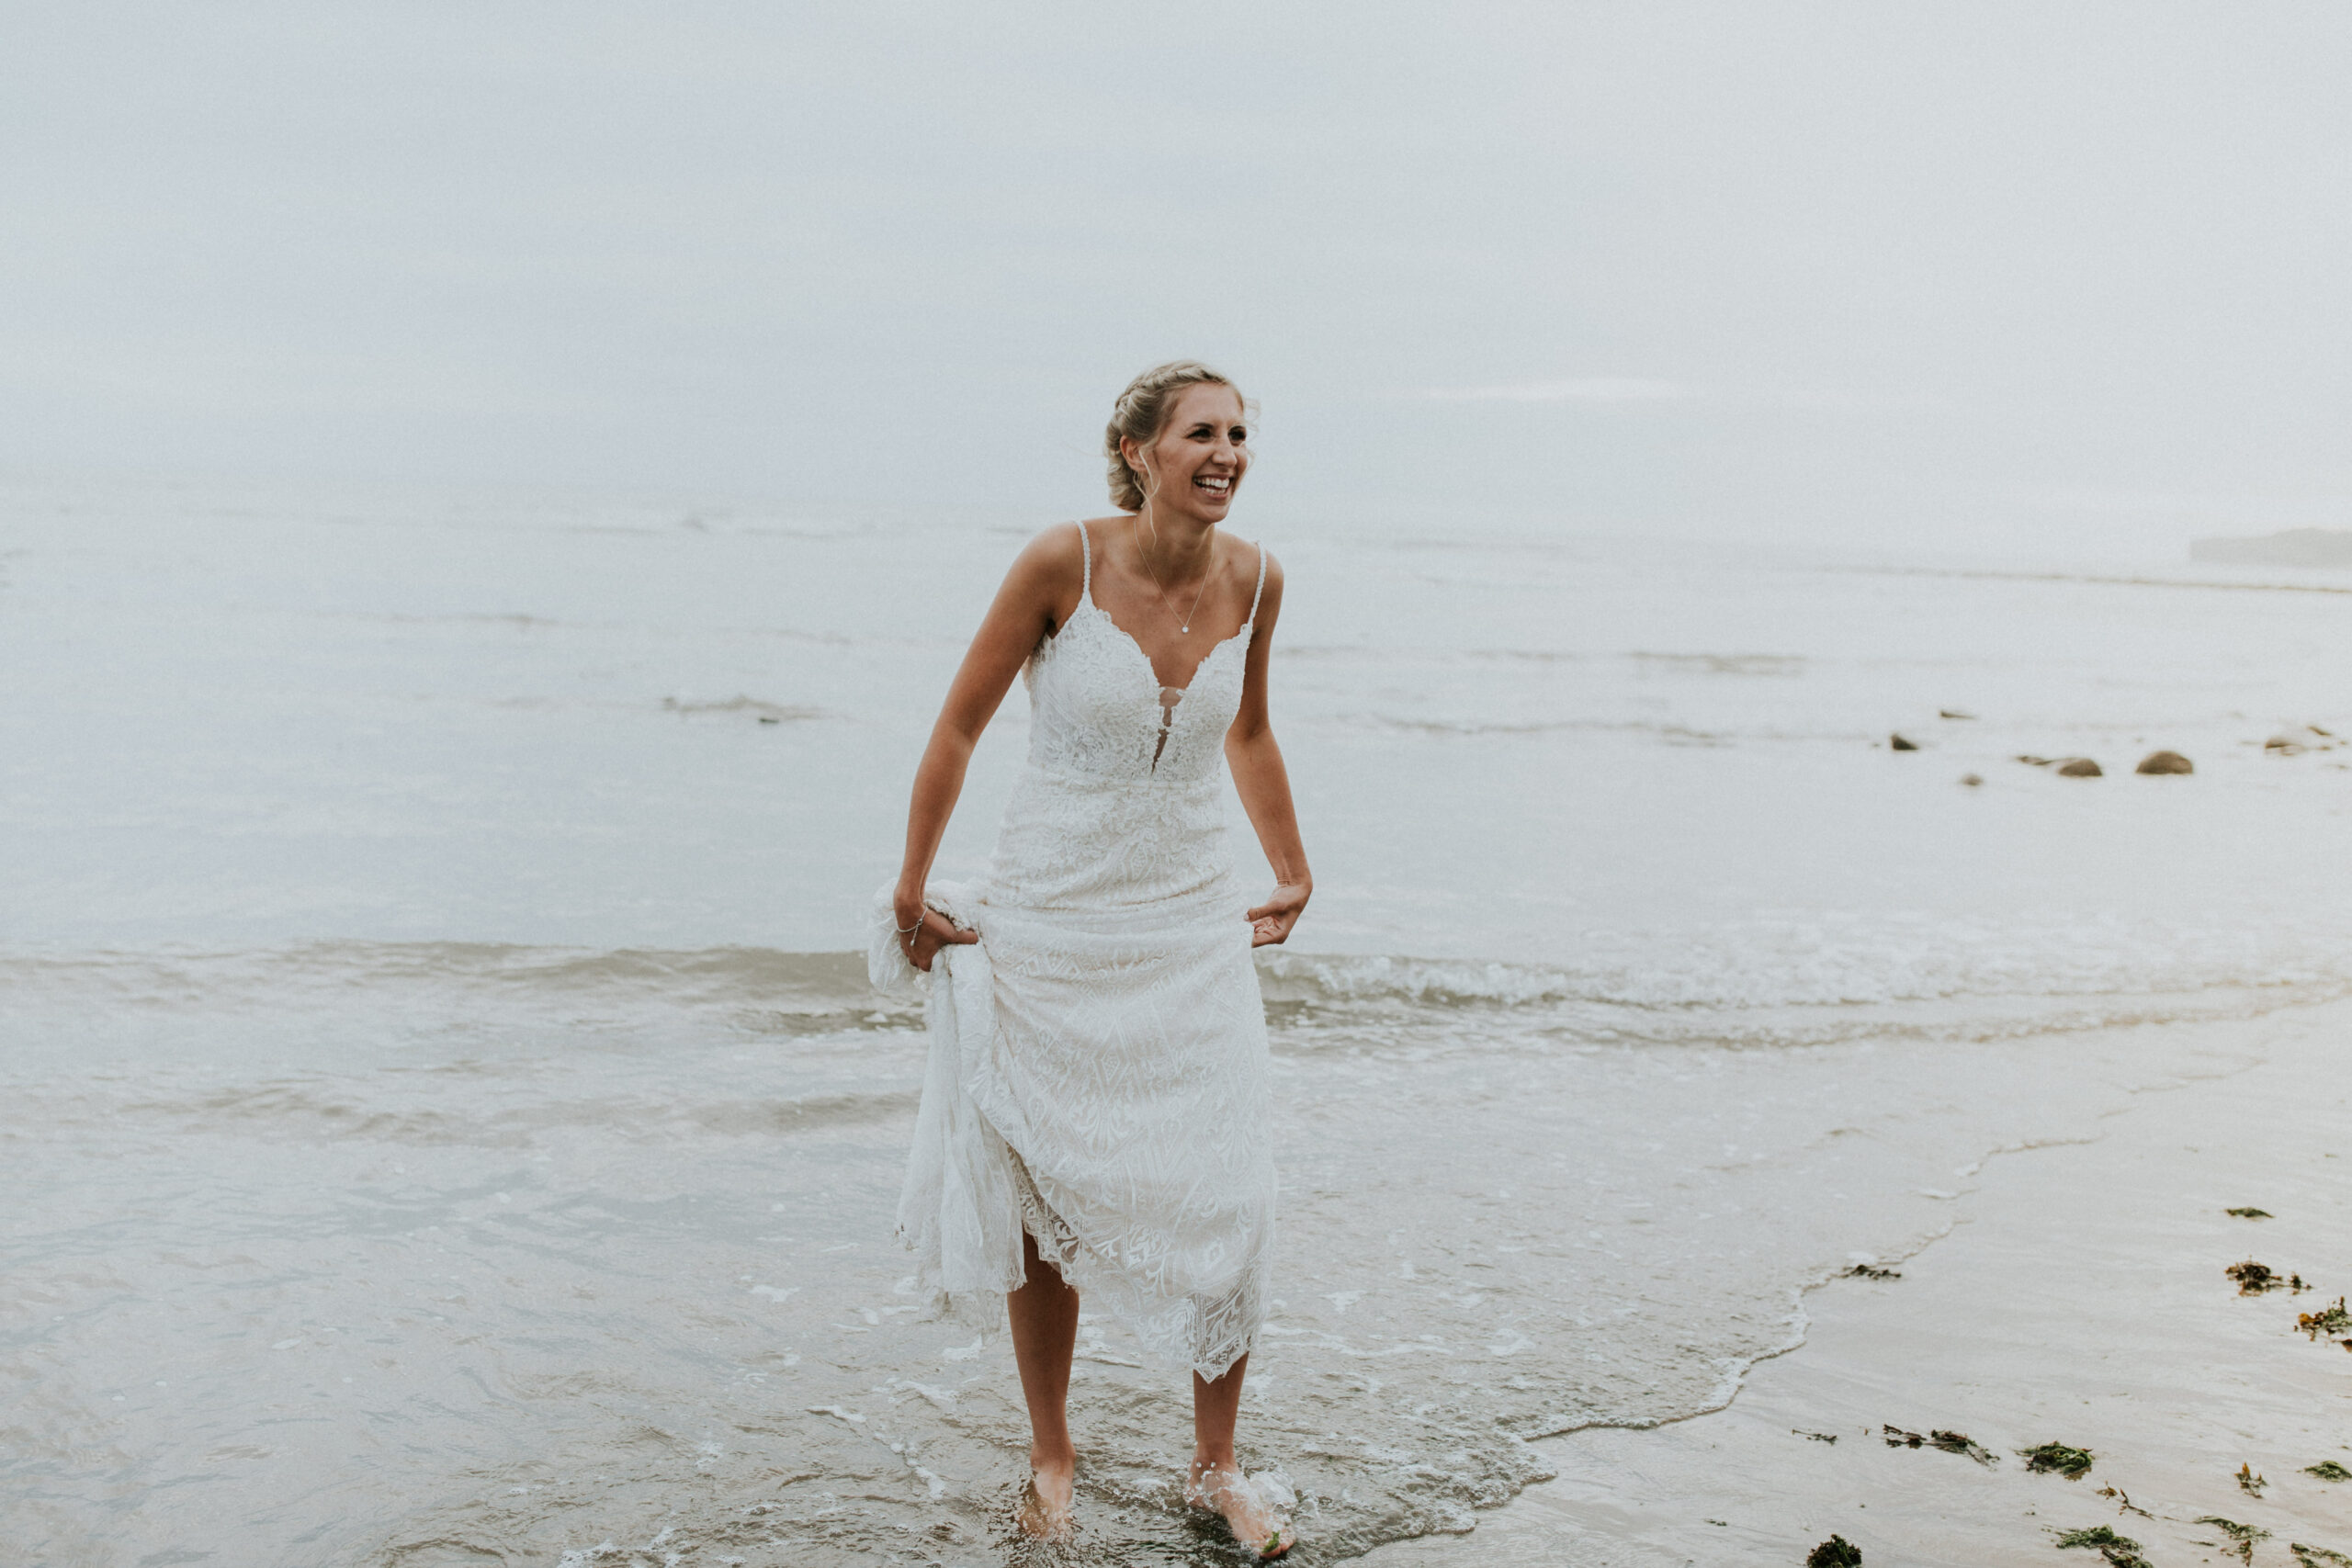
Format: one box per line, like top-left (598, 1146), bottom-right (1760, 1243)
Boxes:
top-left (1223, 553), bottom-right (1311, 947)
top-left (895, 524), bottom-right (1083, 970)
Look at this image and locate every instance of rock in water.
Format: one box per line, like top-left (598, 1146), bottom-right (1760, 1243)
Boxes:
top-left (2055, 758), bottom-right (2103, 777)
top-left (1889, 734), bottom-right (1918, 750)
top-left (1806, 1535), bottom-right (1864, 1567)
top-left (2135, 750), bottom-right (2193, 774)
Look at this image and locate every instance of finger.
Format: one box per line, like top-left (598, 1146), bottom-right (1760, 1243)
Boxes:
top-left (920, 909), bottom-right (975, 943)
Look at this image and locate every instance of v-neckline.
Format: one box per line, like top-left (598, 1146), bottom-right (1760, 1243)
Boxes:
top-left (1079, 592), bottom-right (1251, 700)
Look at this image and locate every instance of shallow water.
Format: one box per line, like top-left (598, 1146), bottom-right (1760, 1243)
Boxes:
top-left (3, 478), bottom-right (2348, 1563)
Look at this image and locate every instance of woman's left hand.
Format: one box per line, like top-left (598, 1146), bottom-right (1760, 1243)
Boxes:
top-left (1247, 882), bottom-right (1310, 947)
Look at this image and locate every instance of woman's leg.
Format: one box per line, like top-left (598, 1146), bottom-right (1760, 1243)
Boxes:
top-left (1006, 1228), bottom-right (1080, 1533)
top-left (1188, 1355), bottom-right (1295, 1556)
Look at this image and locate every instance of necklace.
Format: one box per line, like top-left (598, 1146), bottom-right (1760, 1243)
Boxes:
top-left (1136, 513), bottom-right (1212, 634)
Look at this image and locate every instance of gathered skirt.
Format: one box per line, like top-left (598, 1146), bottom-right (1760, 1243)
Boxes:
top-left (868, 769), bottom-right (1277, 1378)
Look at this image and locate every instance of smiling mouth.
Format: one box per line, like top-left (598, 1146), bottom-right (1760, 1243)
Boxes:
top-left (1194, 475), bottom-right (1234, 496)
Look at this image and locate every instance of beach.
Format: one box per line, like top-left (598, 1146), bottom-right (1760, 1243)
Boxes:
top-left (5, 477), bottom-right (2348, 1565)
top-left (1366, 1000), bottom-right (2352, 1566)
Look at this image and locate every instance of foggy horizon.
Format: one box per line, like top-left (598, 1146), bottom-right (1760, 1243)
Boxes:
top-left (6, 3), bottom-right (2349, 557)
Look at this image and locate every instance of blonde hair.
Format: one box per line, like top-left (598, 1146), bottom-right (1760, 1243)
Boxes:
top-left (1102, 360), bottom-right (1247, 513)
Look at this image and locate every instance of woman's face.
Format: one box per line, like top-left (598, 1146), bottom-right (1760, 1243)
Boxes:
top-left (1129, 383), bottom-right (1250, 523)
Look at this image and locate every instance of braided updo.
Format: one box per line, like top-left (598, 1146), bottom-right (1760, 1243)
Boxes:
top-left (1102, 360), bottom-right (1247, 513)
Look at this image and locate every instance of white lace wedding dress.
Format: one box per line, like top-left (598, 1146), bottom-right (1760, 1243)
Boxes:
top-left (870, 521), bottom-right (1275, 1380)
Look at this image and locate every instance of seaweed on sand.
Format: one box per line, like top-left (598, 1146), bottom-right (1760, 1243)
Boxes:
top-left (2306, 1461), bottom-right (2352, 1482)
top-left (2226, 1258), bottom-right (2284, 1294)
top-left (1880, 1426), bottom-right (1994, 1464)
top-left (1844, 1263), bottom-right (1901, 1280)
top-left (2021, 1442), bottom-right (2096, 1478)
top-left (2224, 1206), bottom-right (2273, 1219)
top-left (2293, 1545), bottom-right (2352, 1567)
top-left (2299, 1297), bottom-right (2351, 1341)
top-left (1804, 1535), bottom-right (1863, 1567)
top-left (1929, 1430), bottom-right (1997, 1467)
top-left (2096, 1485), bottom-right (2152, 1517)
top-left (2054, 1526), bottom-right (2134, 1548)
top-left (2239, 1462), bottom-right (2268, 1495)
top-left (2198, 1517), bottom-right (2272, 1565)
top-left (2053, 1525), bottom-right (2152, 1568)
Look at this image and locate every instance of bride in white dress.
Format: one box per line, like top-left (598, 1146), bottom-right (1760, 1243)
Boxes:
top-left (873, 361), bottom-right (1311, 1556)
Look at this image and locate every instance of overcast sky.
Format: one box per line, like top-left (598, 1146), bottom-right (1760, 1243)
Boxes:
top-left (6, 3), bottom-right (2348, 551)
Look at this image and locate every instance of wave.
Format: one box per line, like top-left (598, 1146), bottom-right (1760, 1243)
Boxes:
top-left (0, 944), bottom-right (910, 1049)
top-left (1353, 716), bottom-right (1734, 742)
top-left (1852, 564), bottom-right (2352, 597)
top-left (1279, 647), bottom-right (1810, 675)
top-left (7, 918), bottom-right (2349, 1052)
top-left (66, 1080), bottom-right (925, 1144)
top-left (1258, 920), bottom-right (2352, 1013)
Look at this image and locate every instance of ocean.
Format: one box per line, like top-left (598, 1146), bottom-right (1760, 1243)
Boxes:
top-left (4, 476), bottom-right (2347, 1565)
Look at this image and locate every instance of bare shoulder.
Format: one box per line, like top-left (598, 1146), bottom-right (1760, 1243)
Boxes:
top-left (1003, 520), bottom-right (1091, 592)
top-left (986, 521), bottom-right (1095, 639)
top-left (1234, 535), bottom-right (1283, 601)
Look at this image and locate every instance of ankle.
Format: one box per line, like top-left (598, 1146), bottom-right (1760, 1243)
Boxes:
top-left (1031, 1445), bottom-right (1077, 1476)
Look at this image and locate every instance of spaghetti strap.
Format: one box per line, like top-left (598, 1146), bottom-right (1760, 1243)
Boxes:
top-left (1246, 540), bottom-right (1267, 625)
top-left (1075, 519), bottom-right (1092, 599)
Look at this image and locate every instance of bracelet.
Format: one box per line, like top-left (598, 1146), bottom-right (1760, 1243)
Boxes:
top-left (895, 911), bottom-right (926, 935)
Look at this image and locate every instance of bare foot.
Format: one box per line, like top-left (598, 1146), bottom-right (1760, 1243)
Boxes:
top-left (1185, 1460), bottom-right (1295, 1560)
top-left (1015, 1459), bottom-right (1076, 1543)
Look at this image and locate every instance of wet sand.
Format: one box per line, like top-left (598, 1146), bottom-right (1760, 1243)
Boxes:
top-left (1366, 998), bottom-right (2352, 1567)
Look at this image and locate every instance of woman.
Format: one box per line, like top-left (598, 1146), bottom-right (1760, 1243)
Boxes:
top-left (871, 360), bottom-right (1310, 1556)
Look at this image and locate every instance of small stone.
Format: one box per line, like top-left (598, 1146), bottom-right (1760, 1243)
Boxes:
top-left (2135, 750), bottom-right (2192, 774)
top-left (1889, 734), bottom-right (1919, 750)
top-left (2054, 758), bottom-right (2102, 778)
top-left (1960, 773), bottom-right (1984, 787)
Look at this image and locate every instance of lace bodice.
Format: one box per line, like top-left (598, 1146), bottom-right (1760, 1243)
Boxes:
top-left (1023, 522), bottom-right (1266, 784)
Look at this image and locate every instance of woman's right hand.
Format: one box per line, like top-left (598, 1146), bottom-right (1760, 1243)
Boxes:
top-left (899, 901), bottom-right (980, 973)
